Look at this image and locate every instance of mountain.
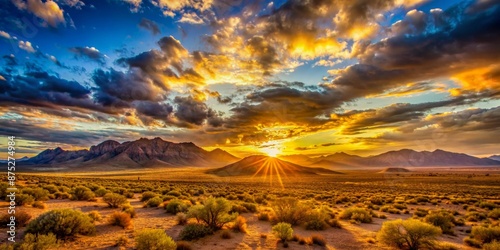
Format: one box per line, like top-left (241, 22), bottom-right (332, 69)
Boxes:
top-left (368, 149), bottom-right (500, 166)
top-left (279, 149), bottom-right (500, 169)
top-left (207, 155), bottom-right (342, 176)
top-left (0, 156), bottom-right (29, 163)
top-left (489, 155), bottom-right (500, 161)
top-left (23, 137), bottom-right (239, 169)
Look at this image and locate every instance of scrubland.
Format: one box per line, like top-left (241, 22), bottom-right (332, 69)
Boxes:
top-left (0, 169), bottom-right (499, 249)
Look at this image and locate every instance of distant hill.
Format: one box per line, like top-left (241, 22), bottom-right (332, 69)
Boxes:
top-left (280, 149), bottom-right (500, 169)
top-left (379, 168), bottom-right (411, 173)
top-left (489, 155), bottom-right (500, 161)
top-left (207, 155), bottom-right (342, 177)
top-left (22, 137), bottom-right (239, 170)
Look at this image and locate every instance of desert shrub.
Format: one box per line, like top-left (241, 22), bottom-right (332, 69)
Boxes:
top-left (122, 204), bottom-right (137, 218)
top-left (135, 229), bottom-right (176, 250)
top-left (304, 209), bottom-right (329, 230)
top-left (70, 186), bottom-right (95, 201)
top-left (377, 219), bottom-right (441, 250)
top-left (480, 202), bottom-right (498, 210)
top-left (115, 235), bottom-right (128, 246)
top-left (22, 188), bottom-right (49, 201)
top-left (16, 194), bottom-right (35, 206)
top-left (464, 237), bottom-right (482, 248)
top-left (94, 188), bottom-right (108, 197)
top-left (32, 201), bottom-right (47, 209)
top-left (187, 197), bottom-right (236, 230)
top-left (167, 190), bottom-right (182, 197)
top-left (108, 212), bottom-right (132, 229)
top-left (0, 210), bottom-right (31, 227)
top-left (176, 241), bottom-right (192, 250)
top-left (141, 191), bottom-right (158, 202)
top-left (220, 229), bottom-right (232, 239)
top-left (466, 211), bottom-right (488, 222)
top-left (165, 199), bottom-right (189, 214)
top-left (231, 216), bottom-right (247, 233)
top-left (257, 212), bottom-right (270, 221)
top-left (242, 203), bottom-right (257, 213)
top-left (414, 208), bottom-right (428, 217)
top-left (469, 226), bottom-right (500, 245)
top-left (179, 223), bottom-right (213, 241)
top-left (340, 207), bottom-right (372, 223)
top-left (18, 233), bottom-right (58, 250)
top-left (103, 193), bottom-right (128, 208)
top-left (272, 222), bottom-right (293, 243)
top-left (483, 240), bottom-right (500, 250)
top-left (176, 212), bottom-right (188, 225)
top-left (425, 210), bottom-right (456, 235)
top-left (53, 192), bottom-right (70, 199)
top-left (271, 197), bottom-right (311, 226)
top-left (25, 209), bottom-right (95, 240)
top-left (231, 204), bottom-right (248, 214)
top-left (327, 218), bottom-right (342, 228)
top-left (88, 210), bottom-right (102, 222)
top-left (146, 197), bottom-right (163, 208)
top-left (311, 234), bottom-right (326, 246)
top-left (489, 209), bottom-right (500, 220)
top-left (124, 192), bottom-right (134, 198)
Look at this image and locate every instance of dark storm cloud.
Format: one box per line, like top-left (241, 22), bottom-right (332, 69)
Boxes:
top-left (69, 46), bottom-right (107, 64)
top-left (174, 96), bottom-right (215, 126)
top-left (138, 18), bottom-right (161, 35)
top-left (92, 68), bottom-right (165, 104)
top-left (245, 36), bottom-right (280, 75)
top-left (134, 101), bottom-right (173, 121)
top-left (0, 71), bottom-right (89, 104)
top-left (331, 1), bottom-right (500, 97)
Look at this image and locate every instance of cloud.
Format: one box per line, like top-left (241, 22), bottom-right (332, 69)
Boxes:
top-left (174, 96), bottom-right (213, 126)
top-left (18, 40), bottom-right (36, 53)
top-left (12, 0), bottom-right (66, 27)
top-left (69, 46), bottom-right (106, 64)
top-left (178, 12), bottom-right (205, 24)
top-left (0, 31), bottom-right (11, 39)
top-left (123, 0), bottom-right (142, 12)
top-left (138, 18), bottom-right (160, 35)
top-left (61, 0), bottom-right (85, 9)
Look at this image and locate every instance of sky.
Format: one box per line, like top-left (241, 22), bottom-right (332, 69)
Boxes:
top-left (0, 0), bottom-right (499, 159)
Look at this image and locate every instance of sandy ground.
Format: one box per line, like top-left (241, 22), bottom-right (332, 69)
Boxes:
top-left (0, 195), bottom-right (480, 250)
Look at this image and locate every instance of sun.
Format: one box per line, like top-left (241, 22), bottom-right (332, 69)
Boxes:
top-left (261, 147), bottom-right (280, 157)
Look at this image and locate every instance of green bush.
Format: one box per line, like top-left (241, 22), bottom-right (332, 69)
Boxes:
top-left (16, 194), bottom-right (35, 206)
top-left (340, 207), bottom-right (372, 223)
top-left (165, 199), bottom-right (189, 214)
top-left (271, 197), bottom-right (311, 226)
top-left (176, 212), bottom-right (188, 225)
top-left (469, 226), bottom-right (500, 245)
top-left (18, 233), bottom-right (58, 250)
top-left (488, 208), bottom-right (500, 220)
top-left (70, 186), bottom-right (95, 201)
top-left (103, 193), bottom-right (128, 208)
top-left (179, 223), bottom-right (213, 241)
top-left (0, 210), bottom-right (31, 227)
top-left (272, 222), bottom-right (293, 243)
top-left (304, 209), bottom-right (329, 230)
top-left (94, 188), bottom-right (109, 197)
top-left (22, 188), bottom-right (49, 201)
top-left (425, 210), bottom-right (456, 235)
top-left (88, 210), bottom-right (102, 222)
top-left (187, 197), bottom-right (236, 230)
top-left (483, 240), bottom-right (500, 250)
top-left (141, 191), bottom-right (158, 202)
top-left (32, 201), bottom-right (47, 209)
top-left (122, 204), bottom-right (137, 218)
top-left (135, 229), bottom-right (176, 250)
top-left (377, 219), bottom-right (441, 250)
top-left (146, 197), bottom-right (163, 208)
top-left (25, 209), bottom-right (95, 240)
